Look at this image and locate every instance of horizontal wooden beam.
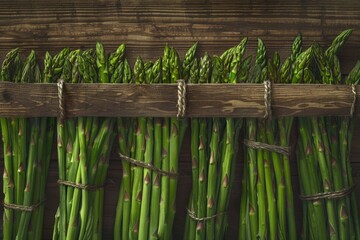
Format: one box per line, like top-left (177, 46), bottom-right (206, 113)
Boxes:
top-left (0, 82), bottom-right (358, 118)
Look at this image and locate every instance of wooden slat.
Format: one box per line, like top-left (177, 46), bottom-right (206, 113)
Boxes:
top-left (0, 82), bottom-right (358, 117)
top-left (0, 0), bottom-right (359, 73)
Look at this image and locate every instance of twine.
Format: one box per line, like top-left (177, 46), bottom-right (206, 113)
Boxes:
top-left (57, 79), bottom-right (65, 123)
top-left (350, 84), bottom-right (357, 117)
top-left (187, 208), bottom-right (226, 222)
top-left (264, 80), bottom-right (272, 119)
top-left (299, 185), bottom-right (355, 201)
top-left (3, 200), bottom-right (45, 212)
top-left (57, 179), bottom-right (103, 191)
top-left (244, 139), bottom-right (291, 156)
top-left (177, 79), bottom-right (187, 118)
top-left (119, 153), bottom-right (178, 178)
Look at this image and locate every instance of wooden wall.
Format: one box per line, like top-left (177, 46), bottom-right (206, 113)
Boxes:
top-left (0, 0), bottom-right (360, 239)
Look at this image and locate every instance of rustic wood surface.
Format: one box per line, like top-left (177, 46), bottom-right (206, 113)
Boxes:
top-left (0, 0), bottom-right (359, 239)
top-left (0, 0), bottom-right (359, 73)
top-left (0, 82), bottom-right (359, 118)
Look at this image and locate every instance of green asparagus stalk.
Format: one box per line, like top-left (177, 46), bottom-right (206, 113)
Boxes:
top-left (130, 57), bottom-right (146, 239)
top-left (244, 39), bottom-right (266, 240)
top-left (158, 44), bottom-right (171, 238)
top-left (205, 56), bottom-right (222, 240)
top-left (113, 44), bottom-right (131, 240)
top-left (139, 61), bottom-right (154, 239)
top-left (165, 47), bottom-right (183, 239)
top-left (1, 48), bottom-right (20, 240)
top-left (186, 57), bottom-right (200, 240)
top-left (216, 39), bottom-right (246, 240)
top-left (149, 58), bottom-right (162, 240)
top-left (195, 52), bottom-right (211, 240)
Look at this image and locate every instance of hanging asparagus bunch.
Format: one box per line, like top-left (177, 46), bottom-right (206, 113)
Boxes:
top-left (114, 45), bottom-right (188, 240)
top-left (184, 39), bottom-right (245, 240)
top-left (239, 39), bottom-right (267, 240)
top-left (1, 48), bottom-right (21, 240)
top-left (297, 29), bottom-right (360, 240)
top-left (1, 49), bottom-right (55, 240)
top-left (52, 43), bottom-right (116, 240)
top-left (261, 35), bottom-right (302, 240)
top-left (215, 39), bottom-right (245, 240)
top-left (239, 37), bottom-right (299, 240)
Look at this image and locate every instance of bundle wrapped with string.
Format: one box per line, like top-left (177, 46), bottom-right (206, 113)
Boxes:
top-left (52, 43), bottom-right (116, 240)
top-left (183, 39), bottom-right (246, 240)
top-left (296, 29), bottom-right (360, 240)
top-left (114, 44), bottom-right (188, 240)
top-left (1, 49), bottom-right (55, 240)
top-left (238, 37), bottom-right (300, 240)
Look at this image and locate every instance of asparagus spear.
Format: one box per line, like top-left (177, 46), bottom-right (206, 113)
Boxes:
top-left (1, 48), bottom-right (20, 240)
top-left (186, 57), bottom-right (200, 240)
top-left (130, 57), bottom-right (147, 239)
top-left (113, 45), bottom-right (131, 240)
top-left (139, 61), bottom-right (154, 239)
top-left (217, 39), bottom-right (246, 240)
top-left (149, 59), bottom-right (163, 240)
top-left (205, 56), bottom-right (223, 240)
top-left (166, 47), bottom-right (183, 238)
top-left (195, 52), bottom-right (211, 240)
top-left (158, 44), bottom-right (171, 238)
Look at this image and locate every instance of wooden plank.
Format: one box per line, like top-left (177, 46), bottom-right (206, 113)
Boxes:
top-left (0, 82), bottom-right (358, 117)
top-left (0, 0), bottom-right (359, 73)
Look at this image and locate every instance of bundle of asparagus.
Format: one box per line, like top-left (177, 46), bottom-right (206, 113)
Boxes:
top-left (1, 49), bottom-right (55, 239)
top-left (297, 29), bottom-right (360, 239)
top-left (114, 45), bottom-right (188, 240)
top-left (238, 37), bottom-right (300, 240)
top-left (184, 39), bottom-right (246, 240)
top-left (52, 43), bottom-right (116, 240)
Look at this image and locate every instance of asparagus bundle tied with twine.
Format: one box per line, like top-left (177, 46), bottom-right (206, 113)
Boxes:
top-left (52, 43), bottom-right (116, 240)
top-left (297, 29), bottom-right (360, 240)
top-left (238, 37), bottom-right (298, 240)
top-left (114, 44), bottom-right (188, 240)
top-left (1, 49), bottom-right (55, 240)
top-left (184, 39), bottom-right (246, 240)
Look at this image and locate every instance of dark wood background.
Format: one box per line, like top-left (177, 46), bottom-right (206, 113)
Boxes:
top-left (0, 0), bottom-right (360, 239)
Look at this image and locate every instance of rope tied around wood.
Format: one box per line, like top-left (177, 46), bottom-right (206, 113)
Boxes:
top-left (264, 80), bottom-right (272, 119)
top-left (57, 79), bottom-right (66, 123)
top-left (177, 79), bottom-right (187, 118)
top-left (244, 139), bottom-right (291, 156)
top-left (2, 199), bottom-right (45, 212)
top-left (187, 208), bottom-right (226, 222)
top-left (350, 84), bottom-right (357, 117)
top-left (299, 185), bottom-right (356, 201)
top-left (119, 153), bottom-right (178, 178)
top-left (57, 179), bottom-right (104, 191)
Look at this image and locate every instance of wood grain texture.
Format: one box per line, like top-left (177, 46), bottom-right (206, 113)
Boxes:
top-left (0, 82), bottom-right (359, 117)
top-left (0, 0), bottom-right (359, 73)
top-left (0, 0), bottom-right (359, 239)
